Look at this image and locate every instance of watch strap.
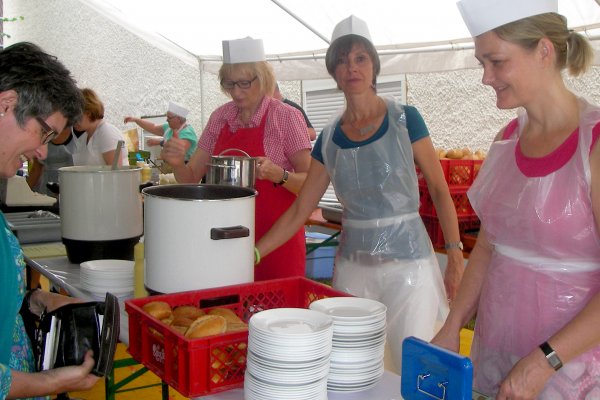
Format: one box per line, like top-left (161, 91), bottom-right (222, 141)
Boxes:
top-left (278, 169), bottom-right (289, 185)
top-left (444, 241), bottom-right (463, 251)
top-left (540, 341), bottom-right (563, 371)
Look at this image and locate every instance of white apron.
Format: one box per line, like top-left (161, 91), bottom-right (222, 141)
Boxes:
top-left (468, 98), bottom-right (600, 398)
top-left (321, 96), bottom-right (448, 373)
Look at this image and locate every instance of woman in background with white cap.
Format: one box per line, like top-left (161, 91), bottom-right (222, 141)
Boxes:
top-left (432, 0), bottom-right (600, 398)
top-left (124, 101), bottom-right (198, 161)
top-left (162, 37), bottom-right (312, 280)
top-left (256, 15), bottom-right (465, 373)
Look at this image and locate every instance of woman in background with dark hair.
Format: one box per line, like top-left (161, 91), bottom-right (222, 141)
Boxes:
top-left (256, 16), bottom-right (464, 373)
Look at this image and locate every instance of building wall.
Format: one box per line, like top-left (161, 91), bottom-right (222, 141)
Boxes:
top-left (5, 0), bottom-right (600, 153)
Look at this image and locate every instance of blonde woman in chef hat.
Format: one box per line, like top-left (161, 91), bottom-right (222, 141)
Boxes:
top-left (0, 42), bottom-right (100, 399)
top-left (124, 101), bottom-right (198, 161)
top-left (256, 15), bottom-right (465, 374)
top-left (161, 37), bottom-right (312, 280)
top-left (432, 0), bottom-right (600, 398)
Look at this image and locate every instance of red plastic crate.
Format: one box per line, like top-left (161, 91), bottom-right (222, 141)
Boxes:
top-left (421, 215), bottom-right (480, 248)
top-left (416, 159), bottom-right (483, 187)
top-left (419, 184), bottom-right (475, 217)
top-left (125, 277), bottom-right (351, 397)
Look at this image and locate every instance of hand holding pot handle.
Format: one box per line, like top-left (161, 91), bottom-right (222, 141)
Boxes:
top-left (255, 157), bottom-right (283, 184)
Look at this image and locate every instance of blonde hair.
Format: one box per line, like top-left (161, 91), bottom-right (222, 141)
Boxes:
top-left (218, 61), bottom-right (276, 97)
top-left (80, 88), bottom-right (105, 121)
top-left (494, 13), bottom-right (593, 77)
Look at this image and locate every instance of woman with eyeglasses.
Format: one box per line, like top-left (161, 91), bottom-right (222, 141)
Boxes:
top-left (161, 37), bottom-right (312, 280)
top-left (0, 42), bottom-right (100, 399)
top-left (66, 88), bottom-right (128, 167)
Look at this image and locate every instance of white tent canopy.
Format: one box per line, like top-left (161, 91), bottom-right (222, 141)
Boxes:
top-left (85, 0), bottom-right (600, 80)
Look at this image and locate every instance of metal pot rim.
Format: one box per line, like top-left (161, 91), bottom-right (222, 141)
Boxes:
top-left (142, 183), bottom-right (257, 201)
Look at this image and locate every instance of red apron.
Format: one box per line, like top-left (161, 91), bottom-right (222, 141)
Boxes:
top-left (213, 112), bottom-right (306, 280)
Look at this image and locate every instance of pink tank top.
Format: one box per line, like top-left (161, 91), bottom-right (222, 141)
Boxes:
top-left (503, 118), bottom-right (600, 177)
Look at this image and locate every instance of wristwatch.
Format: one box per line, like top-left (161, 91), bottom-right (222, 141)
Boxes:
top-left (540, 341), bottom-right (563, 371)
top-left (444, 241), bottom-right (464, 251)
top-left (277, 169), bottom-right (289, 186)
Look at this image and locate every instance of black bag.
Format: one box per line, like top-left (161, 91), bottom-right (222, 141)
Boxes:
top-left (33, 292), bottom-right (120, 377)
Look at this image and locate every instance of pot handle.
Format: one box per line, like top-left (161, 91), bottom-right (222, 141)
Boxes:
top-left (218, 148), bottom-right (251, 158)
top-left (211, 225), bottom-right (250, 240)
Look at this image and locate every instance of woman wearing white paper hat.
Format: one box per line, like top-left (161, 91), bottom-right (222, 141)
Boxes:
top-left (124, 101), bottom-right (198, 161)
top-left (162, 37), bottom-right (312, 280)
top-left (256, 15), bottom-right (465, 373)
top-left (432, 0), bottom-right (600, 398)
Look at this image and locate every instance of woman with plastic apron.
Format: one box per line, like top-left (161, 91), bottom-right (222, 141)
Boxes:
top-left (256, 16), bottom-right (465, 373)
top-left (432, 1), bottom-right (600, 398)
top-left (162, 37), bottom-right (311, 280)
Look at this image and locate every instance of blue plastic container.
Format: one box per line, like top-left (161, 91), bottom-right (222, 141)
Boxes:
top-left (305, 232), bottom-right (336, 279)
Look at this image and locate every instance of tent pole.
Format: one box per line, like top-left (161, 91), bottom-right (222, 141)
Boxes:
top-left (269, 0), bottom-right (330, 46)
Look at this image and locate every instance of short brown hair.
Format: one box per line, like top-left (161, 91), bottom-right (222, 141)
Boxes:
top-left (325, 35), bottom-right (381, 87)
top-left (81, 87), bottom-right (104, 121)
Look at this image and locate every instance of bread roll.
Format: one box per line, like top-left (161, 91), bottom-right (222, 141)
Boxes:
top-left (172, 316), bottom-right (195, 329)
top-left (446, 149), bottom-right (464, 159)
top-left (173, 305), bottom-right (205, 320)
top-left (185, 315), bottom-right (227, 339)
top-left (142, 301), bottom-right (172, 320)
top-left (226, 322), bottom-right (248, 333)
top-left (208, 308), bottom-right (244, 324)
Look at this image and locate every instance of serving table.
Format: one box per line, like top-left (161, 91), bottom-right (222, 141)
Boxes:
top-left (25, 249), bottom-right (404, 400)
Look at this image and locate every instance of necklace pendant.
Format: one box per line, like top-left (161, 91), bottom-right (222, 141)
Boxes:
top-left (358, 124), bottom-right (375, 136)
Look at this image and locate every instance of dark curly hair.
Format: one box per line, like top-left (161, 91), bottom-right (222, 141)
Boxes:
top-left (0, 42), bottom-right (84, 128)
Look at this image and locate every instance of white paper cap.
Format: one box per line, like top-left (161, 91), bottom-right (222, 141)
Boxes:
top-left (331, 15), bottom-right (372, 44)
top-left (167, 101), bottom-right (189, 118)
top-left (222, 37), bottom-right (266, 64)
top-left (457, 0), bottom-right (558, 37)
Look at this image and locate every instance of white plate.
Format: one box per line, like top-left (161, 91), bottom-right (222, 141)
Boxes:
top-left (310, 297), bottom-right (387, 320)
top-left (250, 308), bottom-right (333, 336)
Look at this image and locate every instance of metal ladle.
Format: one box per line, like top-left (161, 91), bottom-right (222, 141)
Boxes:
top-left (111, 140), bottom-right (125, 170)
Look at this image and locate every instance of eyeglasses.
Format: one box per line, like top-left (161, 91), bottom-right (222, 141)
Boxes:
top-left (220, 76), bottom-right (257, 90)
top-left (35, 117), bottom-right (59, 145)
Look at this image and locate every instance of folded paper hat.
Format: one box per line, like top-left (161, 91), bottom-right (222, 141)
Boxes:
top-left (222, 37), bottom-right (265, 64)
top-left (331, 15), bottom-right (372, 44)
top-left (168, 101), bottom-right (189, 118)
top-left (457, 0), bottom-right (558, 37)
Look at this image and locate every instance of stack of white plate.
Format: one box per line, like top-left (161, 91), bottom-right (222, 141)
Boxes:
top-left (244, 308), bottom-right (334, 400)
top-left (79, 259), bottom-right (134, 301)
top-left (310, 297), bottom-right (387, 392)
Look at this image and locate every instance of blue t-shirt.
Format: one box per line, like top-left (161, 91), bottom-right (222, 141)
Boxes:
top-left (312, 105), bottom-right (429, 163)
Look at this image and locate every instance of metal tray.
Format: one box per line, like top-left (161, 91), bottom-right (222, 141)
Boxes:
top-left (319, 203), bottom-right (343, 224)
top-left (5, 210), bottom-right (61, 244)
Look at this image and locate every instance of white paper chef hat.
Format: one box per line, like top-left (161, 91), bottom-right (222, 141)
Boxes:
top-left (331, 15), bottom-right (372, 44)
top-left (457, 0), bottom-right (558, 37)
top-left (222, 37), bottom-right (266, 64)
top-left (167, 101), bottom-right (189, 118)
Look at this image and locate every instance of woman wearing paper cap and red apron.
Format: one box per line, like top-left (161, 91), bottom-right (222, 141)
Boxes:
top-left (432, 0), bottom-right (600, 398)
top-left (162, 37), bottom-right (311, 280)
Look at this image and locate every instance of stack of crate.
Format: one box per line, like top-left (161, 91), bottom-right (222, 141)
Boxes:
top-left (417, 159), bottom-right (483, 249)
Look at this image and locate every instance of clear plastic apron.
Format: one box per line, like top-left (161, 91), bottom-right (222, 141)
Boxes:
top-left (321, 96), bottom-right (448, 373)
top-left (468, 98), bottom-right (600, 398)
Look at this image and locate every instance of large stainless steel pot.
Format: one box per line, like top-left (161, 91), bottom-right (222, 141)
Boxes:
top-left (205, 148), bottom-right (257, 188)
top-left (59, 165), bottom-right (143, 264)
top-left (142, 184), bottom-right (257, 294)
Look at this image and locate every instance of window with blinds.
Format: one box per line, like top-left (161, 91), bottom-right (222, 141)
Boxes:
top-left (302, 76), bottom-right (406, 134)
